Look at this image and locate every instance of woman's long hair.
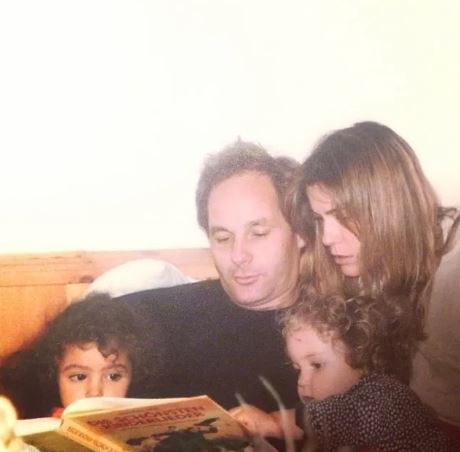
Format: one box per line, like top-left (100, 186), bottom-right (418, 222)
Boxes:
top-left (287, 121), bottom-right (459, 346)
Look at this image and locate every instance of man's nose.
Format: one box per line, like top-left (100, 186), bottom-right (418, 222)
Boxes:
top-left (85, 377), bottom-right (103, 398)
top-left (230, 237), bottom-right (251, 265)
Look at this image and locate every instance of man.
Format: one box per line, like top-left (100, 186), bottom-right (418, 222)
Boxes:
top-left (118, 141), bottom-right (304, 413)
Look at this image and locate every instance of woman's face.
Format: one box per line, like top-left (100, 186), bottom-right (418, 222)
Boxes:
top-left (307, 184), bottom-right (361, 277)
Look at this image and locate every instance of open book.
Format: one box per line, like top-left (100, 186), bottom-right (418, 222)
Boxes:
top-left (14, 395), bottom-right (250, 452)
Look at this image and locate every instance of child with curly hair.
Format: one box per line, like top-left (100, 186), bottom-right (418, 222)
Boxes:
top-left (0, 293), bottom-right (161, 418)
top-left (231, 294), bottom-right (457, 451)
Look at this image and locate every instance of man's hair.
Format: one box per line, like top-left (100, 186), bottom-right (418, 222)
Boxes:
top-left (288, 121), bottom-right (459, 343)
top-left (281, 293), bottom-right (416, 383)
top-left (196, 140), bottom-right (298, 232)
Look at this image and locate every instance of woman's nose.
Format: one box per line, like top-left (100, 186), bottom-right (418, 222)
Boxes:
top-left (321, 217), bottom-right (341, 247)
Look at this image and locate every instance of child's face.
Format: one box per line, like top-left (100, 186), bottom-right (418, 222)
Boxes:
top-left (57, 342), bottom-right (132, 408)
top-left (286, 325), bottom-right (361, 402)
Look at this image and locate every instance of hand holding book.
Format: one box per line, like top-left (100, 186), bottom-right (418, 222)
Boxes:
top-left (15, 396), bottom-right (251, 452)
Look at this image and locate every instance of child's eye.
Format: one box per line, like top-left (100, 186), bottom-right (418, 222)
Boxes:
top-left (311, 362), bottom-right (322, 370)
top-left (107, 372), bottom-right (124, 382)
top-left (69, 373), bottom-right (87, 382)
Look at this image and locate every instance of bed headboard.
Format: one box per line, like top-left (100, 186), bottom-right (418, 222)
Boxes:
top-left (0, 248), bottom-right (217, 362)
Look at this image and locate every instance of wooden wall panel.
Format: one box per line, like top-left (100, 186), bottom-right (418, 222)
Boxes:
top-left (0, 248), bottom-right (217, 287)
top-left (0, 285), bottom-right (68, 360)
top-left (0, 248), bottom-right (217, 362)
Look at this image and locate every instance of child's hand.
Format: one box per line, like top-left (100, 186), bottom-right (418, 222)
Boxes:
top-left (229, 404), bottom-right (284, 439)
top-left (0, 396), bottom-right (35, 452)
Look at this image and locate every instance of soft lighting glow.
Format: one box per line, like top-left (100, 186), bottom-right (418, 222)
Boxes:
top-left (0, 0), bottom-right (458, 252)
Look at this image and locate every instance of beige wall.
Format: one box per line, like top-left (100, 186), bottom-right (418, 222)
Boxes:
top-left (0, 0), bottom-right (458, 253)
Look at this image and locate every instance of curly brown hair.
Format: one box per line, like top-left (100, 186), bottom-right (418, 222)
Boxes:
top-left (0, 293), bottom-right (162, 418)
top-left (280, 292), bottom-right (418, 383)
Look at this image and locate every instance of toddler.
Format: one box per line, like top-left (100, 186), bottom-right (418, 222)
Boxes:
top-left (231, 295), bottom-right (457, 451)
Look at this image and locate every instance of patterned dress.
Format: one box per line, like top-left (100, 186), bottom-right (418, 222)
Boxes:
top-left (296, 373), bottom-right (457, 451)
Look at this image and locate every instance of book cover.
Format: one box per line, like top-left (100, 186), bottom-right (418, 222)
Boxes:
top-left (15, 396), bottom-right (250, 452)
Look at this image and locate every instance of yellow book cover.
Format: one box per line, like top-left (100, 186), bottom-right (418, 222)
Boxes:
top-left (14, 396), bottom-right (250, 452)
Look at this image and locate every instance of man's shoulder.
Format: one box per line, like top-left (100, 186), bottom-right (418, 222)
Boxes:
top-left (114, 279), bottom-right (227, 305)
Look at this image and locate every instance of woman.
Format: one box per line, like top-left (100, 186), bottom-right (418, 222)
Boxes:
top-left (288, 121), bottom-right (459, 383)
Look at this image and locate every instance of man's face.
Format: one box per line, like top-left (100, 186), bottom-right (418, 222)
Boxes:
top-left (207, 172), bottom-right (304, 311)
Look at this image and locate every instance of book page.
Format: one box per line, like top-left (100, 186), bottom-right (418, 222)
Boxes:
top-left (64, 395), bottom-right (250, 451)
top-left (14, 398), bottom-right (186, 451)
top-left (21, 430), bottom-right (90, 452)
top-left (14, 417), bottom-right (61, 437)
top-left (63, 396), bottom-right (186, 417)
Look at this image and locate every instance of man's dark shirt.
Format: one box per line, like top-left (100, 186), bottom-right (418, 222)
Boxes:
top-left (116, 279), bottom-right (298, 413)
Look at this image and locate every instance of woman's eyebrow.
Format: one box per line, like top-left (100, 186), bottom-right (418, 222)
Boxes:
top-left (326, 207), bottom-right (338, 215)
top-left (310, 206), bottom-right (335, 216)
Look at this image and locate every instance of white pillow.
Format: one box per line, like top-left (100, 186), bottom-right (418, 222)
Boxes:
top-left (85, 259), bottom-right (195, 298)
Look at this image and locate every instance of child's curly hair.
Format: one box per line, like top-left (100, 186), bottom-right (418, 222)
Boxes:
top-left (0, 293), bottom-right (162, 417)
top-left (280, 293), bottom-right (418, 383)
